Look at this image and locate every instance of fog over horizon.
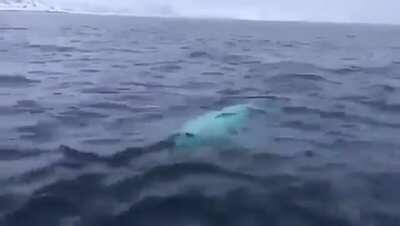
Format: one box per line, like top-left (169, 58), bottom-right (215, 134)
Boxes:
top-left (32, 0), bottom-right (396, 24)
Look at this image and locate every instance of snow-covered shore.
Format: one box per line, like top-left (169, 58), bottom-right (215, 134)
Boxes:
top-left (0, 0), bottom-right (57, 11)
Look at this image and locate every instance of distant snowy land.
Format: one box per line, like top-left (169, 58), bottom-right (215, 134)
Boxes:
top-left (0, 0), bottom-right (175, 17)
top-left (0, 0), bottom-right (57, 11)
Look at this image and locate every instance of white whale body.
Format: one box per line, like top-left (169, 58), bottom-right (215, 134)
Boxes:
top-left (174, 104), bottom-right (252, 149)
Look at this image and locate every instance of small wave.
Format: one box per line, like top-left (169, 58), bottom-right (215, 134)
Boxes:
top-left (281, 120), bottom-right (322, 131)
top-left (27, 44), bottom-right (76, 52)
top-left (359, 100), bottom-right (400, 113)
top-left (282, 106), bottom-right (400, 128)
top-left (0, 27), bottom-right (28, 31)
top-left (0, 75), bottom-right (40, 87)
top-left (121, 81), bottom-right (181, 89)
top-left (201, 71), bottom-right (224, 76)
top-left (79, 69), bottom-right (101, 73)
top-left (0, 149), bottom-right (47, 161)
top-left (150, 64), bottom-right (182, 73)
top-left (189, 51), bottom-right (214, 59)
top-left (267, 73), bottom-right (340, 84)
top-left (80, 87), bottom-right (120, 94)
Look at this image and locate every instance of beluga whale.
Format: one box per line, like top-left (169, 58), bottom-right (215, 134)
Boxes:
top-left (173, 104), bottom-right (253, 150)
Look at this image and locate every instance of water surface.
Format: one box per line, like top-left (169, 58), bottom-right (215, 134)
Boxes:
top-left (1, 11), bottom-right (400, 226)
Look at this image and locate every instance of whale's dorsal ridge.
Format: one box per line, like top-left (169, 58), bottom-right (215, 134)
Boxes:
top-left (215, 112), bottom-right (238, 119)
top-left (185, 132), bottom-right (195, 137)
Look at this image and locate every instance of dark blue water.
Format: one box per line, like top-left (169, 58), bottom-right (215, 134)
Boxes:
top-left (1, 11), bottom-right (400, 226)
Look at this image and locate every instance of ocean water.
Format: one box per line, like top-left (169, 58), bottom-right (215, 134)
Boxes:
top-left (1, 11), bottom-right (400, 226)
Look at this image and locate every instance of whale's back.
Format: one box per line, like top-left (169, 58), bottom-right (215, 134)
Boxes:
top-left (175, 104), bottom-right (251, 149)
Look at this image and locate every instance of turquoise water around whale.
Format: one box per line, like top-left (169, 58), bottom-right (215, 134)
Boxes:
top-left (1, 11), bottom-right (400, 226)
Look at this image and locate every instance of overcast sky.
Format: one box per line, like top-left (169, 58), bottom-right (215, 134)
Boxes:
top-left (49, 0), bottom-right (400, 24)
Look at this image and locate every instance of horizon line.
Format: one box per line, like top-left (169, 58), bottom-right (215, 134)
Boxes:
top-left (1, 8), bottom-right (400, 27)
